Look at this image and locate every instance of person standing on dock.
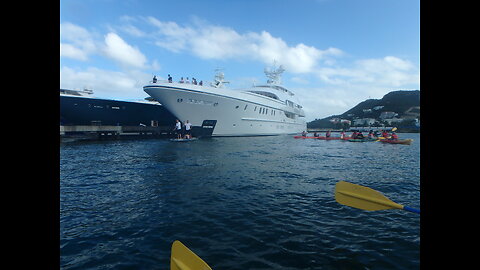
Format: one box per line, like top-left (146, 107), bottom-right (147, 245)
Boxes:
top-left (184, 120), bottom-right (192, 139)
top-left (174, 119), bottom-right (182, 139)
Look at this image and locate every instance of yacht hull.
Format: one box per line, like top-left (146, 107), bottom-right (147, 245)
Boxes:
top-left (143, 83), bottom-right (306, 136)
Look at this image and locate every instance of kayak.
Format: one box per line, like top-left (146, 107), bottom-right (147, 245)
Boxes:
top-left (294, 136), bottom-right (321, 139)
top-left (316, 136), bottom-right (341, 140)
top-left (348, 138), bottom-right (378, 142)
top-left (294, 136), bottom-right (347, 140)
top-left (170, 137), bottom-right (198, 142)
top-left (379, 138), bottom-right (413, 145)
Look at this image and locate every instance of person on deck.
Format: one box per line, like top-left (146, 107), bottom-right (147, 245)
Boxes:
top-left (168, 74), bottom-right (172, 83)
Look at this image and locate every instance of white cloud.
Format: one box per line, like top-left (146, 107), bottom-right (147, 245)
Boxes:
top-left (60, 22), bottom-right (157, 70)
top-left (145, 17), bottom-right (342, 74)
top-left (60, 66), bottom-right (152, 99)
top-left (147, 17), bottom-right (195, 52)
top-left (102, 32), bottom-right (148, 69)
top-left (314, 56), bottom-right (419, 88)
top-left (60, 43), bottom-right (89, 61)
top-left (60, 22), bottom-right (96, 61)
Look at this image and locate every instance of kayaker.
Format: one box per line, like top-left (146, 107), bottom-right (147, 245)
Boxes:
top-left (356, 131), bottom-right (365, 139)
top-left (340, 131), bottom-right (346, 139)
top-left (301, 131), bottom-right (307, 137)
top-left (313, 132), bottom-right (319, 137)
top-left (368, 130), bottom-right (375, 139)
top-left (381, 130), bottom-right (389, 138)
top-left (351, 131), bottom-right (358, 139)
top-left (326, 130), bottom-right (331, 138)
top-left (390, 132), bottom-right (398, 140)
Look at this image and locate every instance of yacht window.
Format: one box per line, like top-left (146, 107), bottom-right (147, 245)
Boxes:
top-left (244, 105), bottom-right (248, 110)
top-left (284, 111), bottom-right (296, 119)
top-left (254, 106), bottom-right (257, 111)
top-left (248, 90), bottom-right (279, 100)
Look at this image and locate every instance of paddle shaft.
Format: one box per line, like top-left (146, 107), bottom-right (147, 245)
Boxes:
top-left (403, 206), bottom-right (420, 214)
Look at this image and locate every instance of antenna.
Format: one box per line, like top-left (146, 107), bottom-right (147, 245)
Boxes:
top-left (264, 61), bottom-right (285, 85)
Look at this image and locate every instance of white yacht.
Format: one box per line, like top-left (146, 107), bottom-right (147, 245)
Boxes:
top-left (143, 65), bottom-right (306, 136)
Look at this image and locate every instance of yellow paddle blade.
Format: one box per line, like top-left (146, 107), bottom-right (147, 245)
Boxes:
top-left (335, 181), bottom-right (404, 211)
top-left (170, 240), bottom-right (212, 270)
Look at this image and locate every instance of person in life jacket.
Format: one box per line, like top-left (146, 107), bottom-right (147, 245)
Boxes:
top-left (390, 132), bottom-right (399, 140)
top-left (381, 130), bottom-right (389, 138)
top-left (368, 130), bottom-right (375, 139)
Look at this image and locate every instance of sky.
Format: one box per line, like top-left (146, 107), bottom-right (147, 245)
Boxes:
top-left (60, 0), bottom-right (420, 121)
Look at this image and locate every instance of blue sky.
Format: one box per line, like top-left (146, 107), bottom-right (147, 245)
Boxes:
top-left (60, 0), bottom-right (420, 121)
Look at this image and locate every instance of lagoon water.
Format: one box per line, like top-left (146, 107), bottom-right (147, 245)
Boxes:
top-left (60, 133), bottom-right (420, 270)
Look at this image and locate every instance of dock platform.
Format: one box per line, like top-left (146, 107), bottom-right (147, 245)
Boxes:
top-left (60, 125), bottom-right (174, 141)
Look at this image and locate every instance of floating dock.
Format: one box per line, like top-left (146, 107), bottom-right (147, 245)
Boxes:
top-left (60, 125), bottom-right (174, 141)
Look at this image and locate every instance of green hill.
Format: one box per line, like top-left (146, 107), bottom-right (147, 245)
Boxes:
top-left (307, 90), bottom-right (420, 130)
